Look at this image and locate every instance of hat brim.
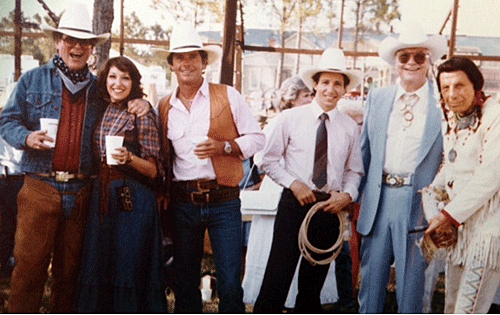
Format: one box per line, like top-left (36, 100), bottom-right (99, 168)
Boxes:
top-left (300, 67), bottom-right (361, 91)
top-left (379, 35), bottom-right (448, 65)
top-left (41, 24), bottom-right (110, 45)
top-left (152, 45), bottom-right (222, 65)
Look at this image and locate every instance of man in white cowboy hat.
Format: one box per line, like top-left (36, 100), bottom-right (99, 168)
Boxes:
top-left (0, 3), bottom-right (150, 313)
top-left (253, 48), bottom-right (364, 313)
top-left (356, 20), bottom-right (447, 313)
top-left (156, 22), bottom-right (265, 313)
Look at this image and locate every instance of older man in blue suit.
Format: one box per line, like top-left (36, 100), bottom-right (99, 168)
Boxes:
top-left (357, 21), bottom-right (447, 313)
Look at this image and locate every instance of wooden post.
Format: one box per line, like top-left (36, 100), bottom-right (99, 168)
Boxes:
top-left (220, 0), bottom-right (237, 85)
top-left (439, 9), bottom-right (452, 35)
top-left (338, 0), bottom-right (345, 49)
top-left (448, 0), bottom-right (460, 57)
top-left (235, 24), bottom-right (243, 92)
top-left (119, 0), bottom-right (124, 56)
top-left (14, 0), bottom-right (22, 82)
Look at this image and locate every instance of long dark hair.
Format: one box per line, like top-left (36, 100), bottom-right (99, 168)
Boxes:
top-left (436, 56), bottom-right (484, 94)
top-left (97, 56), bottom-right (146, 105)
top-left (436, 56), bottom-right (489, 130)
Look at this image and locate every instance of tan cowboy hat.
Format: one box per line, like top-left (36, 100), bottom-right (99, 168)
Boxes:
top-left (300, 48), bottom-right (361, 90)
top-left (41, 3), bottom-right (110, 44)
top-left (152, 23), bottom-right (222, 65)
top-left (378, 20), bottom-right (448, 65)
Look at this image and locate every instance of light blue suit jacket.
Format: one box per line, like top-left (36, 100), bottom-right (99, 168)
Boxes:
top-left (357, 81), bottom-right (443, 236)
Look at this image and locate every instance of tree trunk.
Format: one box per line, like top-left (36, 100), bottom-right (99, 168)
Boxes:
top-left (275, 6), bottom-right (286, 89)
top-left (92, 0), bottom-right (114, 72)
top-left (293, 1), bottom-right (303, 75)
top-left (353, 0), bottom-right (361, 68)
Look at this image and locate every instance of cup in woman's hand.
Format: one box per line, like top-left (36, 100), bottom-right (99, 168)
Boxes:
top-left (106, 135), bottom-right (124, 165)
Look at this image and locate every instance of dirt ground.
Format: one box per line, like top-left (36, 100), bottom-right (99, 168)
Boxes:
top-left (0, 254), bottom-right (446, 313)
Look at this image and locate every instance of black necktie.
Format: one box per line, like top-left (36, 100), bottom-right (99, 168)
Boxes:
top-left (312, 113), bottom-right (328, 190)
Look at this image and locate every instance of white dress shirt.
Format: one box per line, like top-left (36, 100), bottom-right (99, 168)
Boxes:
top-left (256, 100), bottom-right (364, 201)
top-left (166, 79), bottom-right (265, 181)
top-left (383, 82), bottom-right (429, 174)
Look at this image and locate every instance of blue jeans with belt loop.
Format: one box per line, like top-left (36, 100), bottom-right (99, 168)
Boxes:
top-left (171, 197), bottom-right (245, 313)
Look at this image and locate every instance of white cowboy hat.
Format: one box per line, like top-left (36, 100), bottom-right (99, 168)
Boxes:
top-left (41, 3), bottom-right (110, 44)
top-left (152, 23), bottom-right (222, 65)
top-left (300, 48), bottom-right (361, 90)
top-left (378, 20), bottom-right (448, 65)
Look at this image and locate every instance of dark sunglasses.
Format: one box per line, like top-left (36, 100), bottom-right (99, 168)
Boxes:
top-left (62, 36), bottom-right (96, 48)
top-left (397, 52), bottom-right (428, 65)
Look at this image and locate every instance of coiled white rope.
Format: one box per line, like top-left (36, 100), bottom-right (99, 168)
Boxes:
top-left (298, 201), bottom-right (349, 266)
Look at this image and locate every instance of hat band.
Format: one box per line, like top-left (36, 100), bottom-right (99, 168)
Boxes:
top-left (172, 45), bottom-right (203, 51)
top-left (58, 27), bottom-right (94, 35)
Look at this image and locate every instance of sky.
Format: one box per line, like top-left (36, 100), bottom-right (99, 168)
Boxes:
top-left (1, 0), bottom-right (499, 38)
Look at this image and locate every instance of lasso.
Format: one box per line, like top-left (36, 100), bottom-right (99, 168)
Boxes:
top-left (298, 201), bottom-right (349, 266)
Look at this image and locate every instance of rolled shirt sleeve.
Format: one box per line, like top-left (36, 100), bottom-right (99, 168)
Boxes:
top-left (227, 86), bottom-right (265, 159)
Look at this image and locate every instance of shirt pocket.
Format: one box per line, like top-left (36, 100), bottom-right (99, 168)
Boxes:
top-left (26, 92), bottom-right (56, 126)
top-left (168, 127), bottom-right (189, 155)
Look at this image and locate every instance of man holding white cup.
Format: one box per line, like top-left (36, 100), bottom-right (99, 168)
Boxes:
top-left (39, 118), bottom-right (59, 148)
top-left (156, 23), bottom-right (265, 313)
top-left (0, 4), bottom-right (150, 313)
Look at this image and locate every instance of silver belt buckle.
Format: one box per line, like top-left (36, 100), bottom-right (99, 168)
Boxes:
top-left (385, 174), bottom-right (404, 188)
top-left (55, 171), bottom-right (70, 182)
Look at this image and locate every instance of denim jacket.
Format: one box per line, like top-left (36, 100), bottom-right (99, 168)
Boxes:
top-left (0, 60), bottom-right (104, 175)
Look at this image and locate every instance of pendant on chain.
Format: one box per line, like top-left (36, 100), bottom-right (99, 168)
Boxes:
top-left (448, 148), bottom-right (457, 163)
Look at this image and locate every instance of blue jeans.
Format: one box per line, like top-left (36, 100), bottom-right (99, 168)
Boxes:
top-left (171, 198), bottom-right (245, 313)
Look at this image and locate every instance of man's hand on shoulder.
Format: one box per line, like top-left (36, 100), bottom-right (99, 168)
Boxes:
top-left (290, 180), bottom-right (316, 206)
top-left (127, 99), bottom-right (151, 117)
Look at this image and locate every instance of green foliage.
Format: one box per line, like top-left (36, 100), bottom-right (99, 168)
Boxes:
top-left (150, 0), bottom-right (224, 27)
top-left (353, 0), bottom-right (400, 34)
top-left (111, 12), bottom-right (170, 72)
top-left (365, 0), bottom-right (400, 32)
top-left (0, 11), bottom-right (57, 65)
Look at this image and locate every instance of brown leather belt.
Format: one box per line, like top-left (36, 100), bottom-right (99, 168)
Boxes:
top-left (173, 179), bottom-right (220, 191)
top-left (0, 174), bottom-right (24, 179)
top-left (32, 171), bottom-right (89, 182)
top-left (172, 179), bottom-right (240, 205)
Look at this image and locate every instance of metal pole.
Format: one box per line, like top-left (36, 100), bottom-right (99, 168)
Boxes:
top-left (14, 0), bottom-right (22, 81)
top-left (439, 9), bottom-right (452, 35)
top-left (338, 0), bottom-right (345, 49)
top-left (220, 0), bottom-right (237, 85)
top-left (448, 0), bottom-right (459, 57)
top-left (120, 0), bottom-right (124, 56)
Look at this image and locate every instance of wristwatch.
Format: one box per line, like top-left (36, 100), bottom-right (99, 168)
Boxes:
top-left (224, 141), bottom-right (233, 154)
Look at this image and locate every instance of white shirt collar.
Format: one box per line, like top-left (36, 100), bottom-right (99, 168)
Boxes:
top-left (310, 99), bottom-right (339, 121)
top-left (171, 78), bottom-right (209, 109)
top-left (395, 81), bottom-right (429, 103)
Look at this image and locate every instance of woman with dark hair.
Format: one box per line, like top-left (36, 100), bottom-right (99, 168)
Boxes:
top-left (423, 56), bottom-right (500, 313)
top-left (77, 57), bottom-right (167, 312)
